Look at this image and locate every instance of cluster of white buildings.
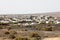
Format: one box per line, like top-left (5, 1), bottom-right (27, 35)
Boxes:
top-left (0, 15), bottom-right (60, 25)
top-left (30, 15), bottom-right (60, 24)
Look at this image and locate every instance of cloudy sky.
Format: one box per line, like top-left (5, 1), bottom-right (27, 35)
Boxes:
top-left (0, 0), bottom-right (60, 14)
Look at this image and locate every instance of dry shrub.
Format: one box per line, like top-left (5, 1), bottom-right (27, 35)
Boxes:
top-left (9, 31), bottom-right (17, 34)
top-left (30, 32), bottom-right (40, 38)
top-left (7, 26), bottom-right (12, 31)
top-left (43, 27), bottom-right (52, 31)
top-left (4, 31), bottom-right (10, 35)
top-left (9, 34), bottom-right (16, 39)
top-left (15, 36), bottom-right (29, 40)
top-left (30, 32), bottom-right (41, 40)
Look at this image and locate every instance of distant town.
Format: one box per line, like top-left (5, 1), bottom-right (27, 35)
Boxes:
top-left (0, 15), bottom-right (60, 25)
top-left (0, 14), bottom-right (60, 40)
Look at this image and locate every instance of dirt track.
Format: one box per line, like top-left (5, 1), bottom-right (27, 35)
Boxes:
top-left (42, 37), bottom-right (60, 40)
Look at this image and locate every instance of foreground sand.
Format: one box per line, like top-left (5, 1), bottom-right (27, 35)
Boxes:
top-left (42, 37), bottom-right (60, 40)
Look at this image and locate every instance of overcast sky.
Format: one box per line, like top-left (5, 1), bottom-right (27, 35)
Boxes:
top-left (0, 0), bottom-right (60, 14)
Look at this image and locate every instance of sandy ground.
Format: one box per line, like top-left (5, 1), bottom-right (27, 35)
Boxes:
top-left (42, 37), bottom-right (60, 40)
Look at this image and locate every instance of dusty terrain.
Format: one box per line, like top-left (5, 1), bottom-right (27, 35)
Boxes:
top-left (0, 12), bottom-right (60, 40)
top-left (43, 37), bottom-right (60, 40)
